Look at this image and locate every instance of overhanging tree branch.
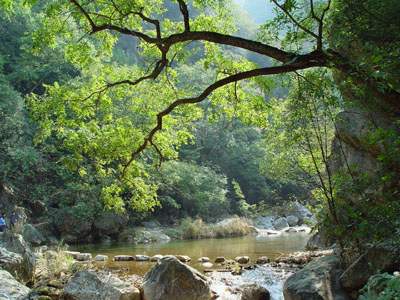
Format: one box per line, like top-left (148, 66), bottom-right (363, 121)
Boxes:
top-left (122, 53), bottom-right (328, 175)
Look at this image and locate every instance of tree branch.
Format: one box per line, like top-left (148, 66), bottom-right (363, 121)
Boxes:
top-left (122, 52), bottom-right (327, 175)
top-left (271, 0), bottom-right (318, 39)
top-left (177, 0), bottom-right (190, 32)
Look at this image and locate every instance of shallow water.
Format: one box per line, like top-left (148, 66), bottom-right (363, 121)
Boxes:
top-left (74, 231), bottom-right (310, 276)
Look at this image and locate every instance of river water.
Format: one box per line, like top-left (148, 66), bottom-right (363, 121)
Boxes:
top-left (75, 230), bottom-right (310, 299)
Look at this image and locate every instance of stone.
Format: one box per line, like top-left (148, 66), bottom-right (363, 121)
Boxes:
top-left (256, 256), bottom-right (270, 264)
top-left (63, 270), bottom-right (140, 300)
top-left (215, 257), bottom-right (225, 263)
top-left (202, 262), bottom-right (213, 268)
top-left (132, 228), bottom-right (171, 244)
top-left (94, 255), bottom-right (108, 261)
top-left (235, 256), bottom-right (250, 264)
top-left (175, 255), bottom-right (191, 262)
top-left (198, 257), bottom-right (210, 262)
top-left (241, 284), bottom-right (270, 300)
top-left (255, 216), bottom-right (275, 230)
top-left (135, 254), bottom-right (150, 261)
top-left (150, 255), bottom-right (163, 262)
top-left (1, 233), bottom-right (36, 283)
top-left (0, 247), bottom-right (24, 276)
top-left (286, 215), bottom-right (299, 227)
top-left (0, 269), bottom-right (31, 300)
top-left (64, 251), bottom-right (81, 259)
top-left (273, 217), bottom-right (289, 230)
top-left (285, 228), bottom-right (297, 233)
top-left (75, 253), bottom-right (92, 261)
top-left (114, 255), bottom-right (135, 261)
top-left (22, 224), bottom-right (46, 246)
top-left (283, 255), bottom-right (349, 300)
top-left (142, 255), bottom-right (212, 300)
top-left (141, 221), bottom-right (161, 229)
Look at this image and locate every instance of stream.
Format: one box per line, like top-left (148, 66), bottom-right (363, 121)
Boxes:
top-left (74, 230), bottom-right (311, 299)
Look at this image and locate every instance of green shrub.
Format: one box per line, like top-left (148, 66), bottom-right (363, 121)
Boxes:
top-left (359, 273), bottom-right (400, 300)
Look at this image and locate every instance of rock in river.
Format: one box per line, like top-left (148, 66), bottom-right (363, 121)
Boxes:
top-left (273, 217), bottom-right (289, 230)
top-left (241, 284), bottom-right (270, 300)
top-left (114, 255), bottom-right (135, 261)
top-left (283, 255), bottom-right (349, 300)
top-left (94, 255), bottom-right (108, 261)
top-left (286, 215), bottom-right (299, 227)
top-left (235, 256), bottom-right (250, 264)
top-left (215, 256), bottom-right (225, 263)
top-left (198, 256), bottom-right (210, 262)
top-left (256, 256), bottom-right (270, 265)
top-left (175, 255), bottom-right (191, 262)
top-left (135, 254), bottom-right (150, 261)
top-left (150, 255), bottom-right (163, 262)
top-left (142, 255), bottom-right (212, 300)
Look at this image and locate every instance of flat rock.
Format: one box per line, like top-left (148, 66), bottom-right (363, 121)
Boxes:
top-left (150, 255), bottom-right (163, 262)
top-left (175, 255), bottom-right (191, 262)
top-left (94, 255), bottom-right (108, 261)
top-left (198, 257), bottom-right (210, 263)
top-left (75, 253), bottom-right (92, 261)
top-left (135, 255), bottom-right (150, 261)
top-left (114, 255), bottom-right (135, 261)
top-left (235, 256), bottom-right (250, 264)
top-left (215, 257), bottom-right (225, 263)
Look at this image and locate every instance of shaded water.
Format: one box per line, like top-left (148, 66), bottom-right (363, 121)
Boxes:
top-left (75, 231), bottom-right (310, 276)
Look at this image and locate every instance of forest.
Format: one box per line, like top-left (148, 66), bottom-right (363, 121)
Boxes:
top-left (0, 1), bottom-right (399, 300)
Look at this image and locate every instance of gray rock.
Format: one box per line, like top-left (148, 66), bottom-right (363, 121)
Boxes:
top-left (235, 256), bottom-right (250, 264)
top-left (0, 269), bottom-right (31, 300)
top-left (175, 255), bottom-right (191, 262)
top-left (215, 257), bottom-right (225, 263)
top-left (134, 229), bottom-right (171, 244)
top-left (283, 255), bottom-right (349, 300)
top-left (135, 254), bottom-right (150, 261)
top-left (75, 253), bottom-right (92, 261)
top-left (141, 221), bottom-right (161, 229)
top-left (64, 251), bottom-right (81, 259)
top-left (94, 255), bottom-right (108, 261)
top-left (202, 262), bottom-right (213, 268)
top-left (285, 228), bottom-right (297, 233)
top-left (22, 224), bottom-right (46, 246)
top-left (114, 255), bottom-right (135, 261)
top-left (273, 217), bottom-right (289, 230)
top-left (150, 255), bottom-right (163, 262)
top-left (254, 216), bottom-right (275, 230)
top-left (286, 216), bottom-right (299, 227)
top-left (198, 257), bottom-right (210, 263)
top-left (142, 255), bottom-right (212, 300)
top-left (1, 233), bottom-right (35, 283)
top-left (63, 270), bottom-right (140, 300)
top-left (0, 247), bottom-right (24, 277)
top-left (241, 284), bottom-right (270, 300)
top-left (256, 256), bottom-right (270, 264)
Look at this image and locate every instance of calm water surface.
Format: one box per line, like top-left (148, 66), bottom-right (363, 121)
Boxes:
top-left (75, 232), bottom-right (310, 276)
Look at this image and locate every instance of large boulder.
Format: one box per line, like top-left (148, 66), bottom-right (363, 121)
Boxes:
top-left (0, 247), bottom-right (24, 277)
top-left (142, 255), bottom-right (212, 300)
top-left (23, 224), bottom-right (46, 246)
top-left (286, 216), bottom-right (299, 227)
top-left (273, 217), bottom-right (289, 230)
top-left (283, 255), bottom-right (349, 300)
top-left (93, 212), bottom-right (128, 239)
top-left (132, 228), bottom-right (171, 244)
top-left (1, 233), bottom-right (36, 283)
top-left (0, 270), bottom-right (31, 300)
top-left (63, 270), bottom-right (140, 300)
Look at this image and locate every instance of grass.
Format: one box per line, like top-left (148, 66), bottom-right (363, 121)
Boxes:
top-left (36, 246), bottom-right (75, 279)
top-left (178, 217), bottom-right (255, 240)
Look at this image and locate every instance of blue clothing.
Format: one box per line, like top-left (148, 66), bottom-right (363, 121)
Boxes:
top-left (0, 217), bottom-right (5, 226)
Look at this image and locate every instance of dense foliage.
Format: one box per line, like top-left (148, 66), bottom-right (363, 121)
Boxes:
top-left (0, 0), bottom-right (398, 255)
